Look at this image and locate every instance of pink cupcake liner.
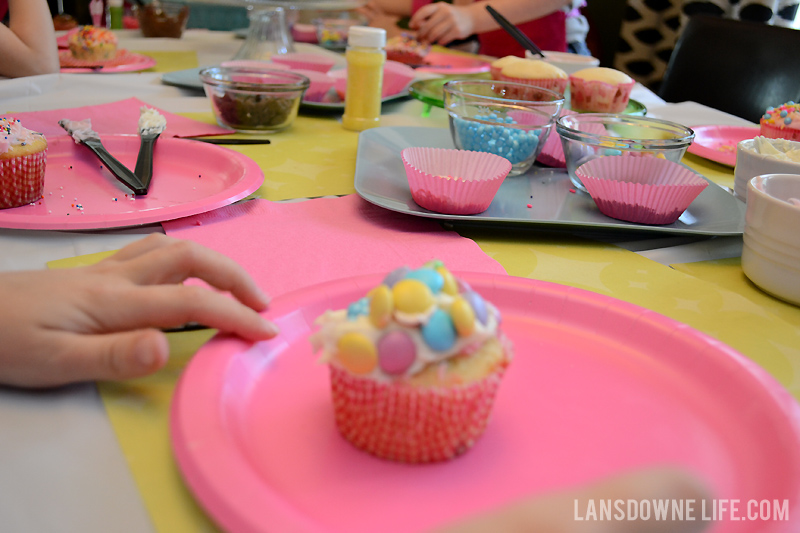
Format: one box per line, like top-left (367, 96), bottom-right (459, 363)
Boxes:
top-left (568, 77), bottom-right (634, 113)
top-left (329, 364), bottom-right (507, 463)
top-left (536, 109), bottom-right (578, 168)
top-left (577, 156), bottom-right (708, 225)
top-left (498, 74), bottom-right (567, 97)
top-left (760, 121), bottom-right (800, 142)
top-left (401, 147), bottom-right (512, 215)
top-left (0, 150), bottom-right (47, 209)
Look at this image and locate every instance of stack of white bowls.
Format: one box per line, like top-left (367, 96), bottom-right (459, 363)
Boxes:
top-left (734, 138), bottom-right (800, 201)
top-left (742, 173), bottom-right (800, 306)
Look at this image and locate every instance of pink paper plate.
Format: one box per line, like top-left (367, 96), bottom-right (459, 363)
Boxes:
top-left (59, 50), bottom-right (157, 73)
top-left (0, 135), bottom-right (262, 230)
top-left (415, 52), bottom-right (490, 74)
top-left (687, 124), bottom-right (760, 167)
top-left (171, 273), bottom-right (800, 533)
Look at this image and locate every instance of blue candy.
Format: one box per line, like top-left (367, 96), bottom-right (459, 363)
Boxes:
top-left (405, 268), bottom-right (444, 293)
top-left (453, 115), bottom-right (541, 164)
top-left (347, 297), bottom-right (370, 320)
top-left (421, 309), bottom-right (457, 351)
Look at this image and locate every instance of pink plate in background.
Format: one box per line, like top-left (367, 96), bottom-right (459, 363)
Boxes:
top-left (0, 135), bottom-right (262, 230)
top-left (171, 273), bottom-right (800, 533)
top-left (59, 50), bottom-right (157, 73)
top-left (415, 52), bottom-right (490, 74)
top-left (687, 124), bottom-right (760, 167)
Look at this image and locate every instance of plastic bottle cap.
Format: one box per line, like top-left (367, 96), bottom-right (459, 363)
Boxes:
top-left (348, 26), bottom-right (387, 48)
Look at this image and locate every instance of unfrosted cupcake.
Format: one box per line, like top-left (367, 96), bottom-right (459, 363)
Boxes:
top-left (760, 102), bottom-right (800, 141)
top-left (490, 55), bottom-right (523, 79)
top-left (569, 67), bottom-right (634, 113)
top-left (311, 261), bottom-right (513, 463)
top-left (68, 26), bottom-right (118, 61)
top-left (498, 58), bottom-right (568, 96)
top-left (0, 118), bottom-right (48, 209)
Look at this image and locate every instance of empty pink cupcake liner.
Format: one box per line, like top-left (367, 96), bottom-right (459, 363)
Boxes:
top-left (401, 147), bottom-right (512, 215)
top-left (0, 150), bottom-right (47, 209)
top-left (329, 364), bottom-right (507, 463)
top-left (569, 78), bottom-right (634, 113)
top-left (577, 156), bottom-right (708, 225)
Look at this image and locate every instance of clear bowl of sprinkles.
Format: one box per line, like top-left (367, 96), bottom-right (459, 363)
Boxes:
top-left (443, 79), bottom-right (564, 176)
top-left (556, 113), bottom-right (695, 192)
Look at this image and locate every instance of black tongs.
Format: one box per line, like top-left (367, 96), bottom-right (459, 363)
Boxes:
top-left (58, 119), bottom-right (148, 196)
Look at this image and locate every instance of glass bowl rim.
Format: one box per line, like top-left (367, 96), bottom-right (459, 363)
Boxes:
top-left (443, 79), bottom-right (565, 106)
top-left (556, 113), bottom-right (695, 147)
top-left (199, 67), bottom-right (310, 91)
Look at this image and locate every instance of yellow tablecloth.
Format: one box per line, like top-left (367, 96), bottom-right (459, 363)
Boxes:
top-left (135, 50), bottom-right (198, 73)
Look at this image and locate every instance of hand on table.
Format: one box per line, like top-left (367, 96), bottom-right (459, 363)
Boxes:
top-left (409, 3), bottom-right (474, 46)
top-left (357, 1), bottom-right (410, 40)
top-left (0, 234), bottom-right (278, 388)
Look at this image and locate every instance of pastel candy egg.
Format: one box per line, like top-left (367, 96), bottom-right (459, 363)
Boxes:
top-left (463, 290), bottom-right (488, 325)
top-left (405, 268), bottom-right (444, 293)
top-left (336, 332), bottom-right (377, 375)
top-left (392, 279), bottom-right (435, 314)
top-left (450, 296), bottom-right (476, 336)
top-left (382, 266), bottom-right (410, 288)
top-left (436, 266), bottom-right (458, 295)
top-left (368, 285), bottom-right (393, 328)
top-left (421, 309), bottom-right (457, 351)
top-left (377, 330), bottom-right (416, 375)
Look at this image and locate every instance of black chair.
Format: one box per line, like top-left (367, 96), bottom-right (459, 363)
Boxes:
top-left (659, 15), bottom-right (800, 123)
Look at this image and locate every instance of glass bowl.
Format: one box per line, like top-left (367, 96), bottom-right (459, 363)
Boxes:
top-left (134, 1), bottom-right (189, 38)
top-left (199, 67), bottom-right (310, 133)
top-left (557, 113), bottom-right (695, 191)
top-left (314, 12), bottom-right (368, 50)
top-left (443, 80), bottom-right (564, 176)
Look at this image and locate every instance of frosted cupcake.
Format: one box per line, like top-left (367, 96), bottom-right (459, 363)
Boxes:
top-left (760, 102), bottom-right (800, 141)
top-left (0, 118), bottom-right (48, 209)
top-left (68, 26), bottom-right (118, 61)
top-left (569, 67), bottom-right (634, 113)
top-left (311, 261), bottom-right (513, 463)
top-left (385, 34), bottom-right (431, 66)
top-left (498, 58), bottom-right (568, 96)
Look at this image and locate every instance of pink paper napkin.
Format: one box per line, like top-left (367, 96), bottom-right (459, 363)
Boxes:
top-left (2, 97), bottom-right (233, 139)
top-left (162, 195), bottom-right (507, 299)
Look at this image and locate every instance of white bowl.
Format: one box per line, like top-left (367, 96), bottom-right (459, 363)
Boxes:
top-left (742, 173), bottom-right (800, 306)
top-left (525, 50), bottom-right (599, 75)
top-left (734, 138), bottom-right (800, 201)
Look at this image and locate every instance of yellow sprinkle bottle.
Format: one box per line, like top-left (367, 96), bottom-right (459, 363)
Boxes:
top-left (342, 26), bottom-right (386, 132)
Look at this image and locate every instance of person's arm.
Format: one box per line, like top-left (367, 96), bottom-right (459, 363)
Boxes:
top-left (0, 234), bottom-right (279, 388)
top-left (410, 0), bottom-right (569, 46)
top-left (0, 0), bottom-right (60, 78)
top-left (359, 0), bottom-right (415, 17)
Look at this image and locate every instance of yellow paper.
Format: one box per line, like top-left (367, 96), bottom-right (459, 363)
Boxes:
top-left (134, 50), bottom-right (198, 73)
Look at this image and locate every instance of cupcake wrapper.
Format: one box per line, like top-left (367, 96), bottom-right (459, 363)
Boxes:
top-left (0, 150), bottom-right (47, 209)
top-left (577, 156), bottom-right (708, 225)
top-left (498, 75), bottom-right (567, 97)
top-left (402, 147), bottom-right (512, 215)
top-left (330, 364), bottom-right (507, 463)
top-left (569, 78), bottom-right (634, 113)
top-left (535, 109), bottom-right (577, 168)
top-left (760, 122), bottom-right (800, 142)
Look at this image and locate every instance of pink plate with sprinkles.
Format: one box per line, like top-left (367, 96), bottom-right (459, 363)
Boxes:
top-left (0, 135), bottom-right (262, 230)
top-left (171, 273), bottom-right (800, 533)
top-left (686, 124), bottom-right (760, 167)
top-left (59, 50), bottom-right (157, 73)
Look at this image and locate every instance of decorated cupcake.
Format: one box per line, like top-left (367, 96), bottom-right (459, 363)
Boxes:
top-left (498, 58), bottom-right (568, 96)
top-left (311, 261), bottom-right (513, 463)
top-left (385, 33), bottom-right (431, 66)
top-left (760, 102), bottom-right (800, 141)
top-left (0, 118), bottom-right (48, 209)
top-left (68, 26), bottom-right (118, 61)
top-left (569, 67), bottom-right (634, 113)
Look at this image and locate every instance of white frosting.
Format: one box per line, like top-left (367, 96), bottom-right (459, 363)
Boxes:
top-left (752, 135), bottom-right (800, 162)
top-left (138, 106), bottom-right (167, 136)
top-left (0, 118), bottom-right (43, 154)
top-left (310, 289), bottom-right (501, 383)
top-left (59, 118), bottom-right (98, 143)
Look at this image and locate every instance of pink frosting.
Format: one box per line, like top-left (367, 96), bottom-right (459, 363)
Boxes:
top-left (0, 118), bottom-right (43, 154)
